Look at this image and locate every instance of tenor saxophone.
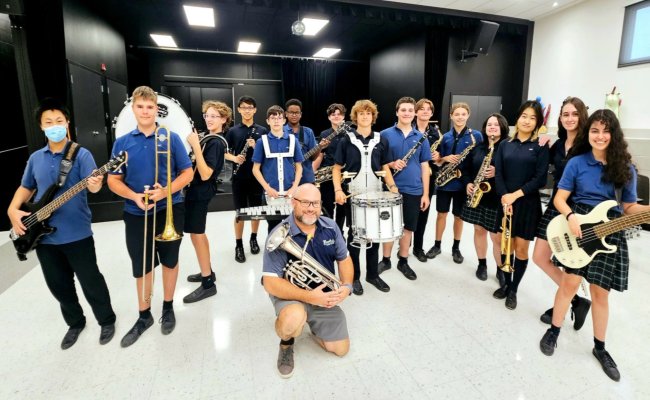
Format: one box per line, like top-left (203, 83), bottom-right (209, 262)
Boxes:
top-left (466, 136), bottom-right (495, 208)
top-left (435, 131), bottom-right (476, 187)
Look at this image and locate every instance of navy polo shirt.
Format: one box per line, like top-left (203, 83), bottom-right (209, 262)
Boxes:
top-left (284, 124), bottom-right (317, 184)
top-left (558, 152), bottom-right (637, 212)
top-left (185, 134), bottom-right (225, 201)
top-left (437, 127), bottom-right (483, 192)
top-left (334, 131), bottom-right (389, 173)
top-left (226, 123), bottom-right (267, 181)
top-left (494, 136), bottom-right (550, 197)
top-left (262, 213), bottom-right (348, 278)
top-left (110, 127), bottom-right (192, 216)
top-left (318, 128), bottom-right (346, 168)
top-left (20, 142), bottom-right (94, 245)
top-left (380, 125), bottom-right (431, 196)
top-left (251, 131), bottom-right (305, 192)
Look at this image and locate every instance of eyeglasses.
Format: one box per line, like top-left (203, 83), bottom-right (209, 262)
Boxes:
top-left (285, 111), bottom-right (301, 116)
top-left (239, 106), bottom-right (255, 111)
top-left (293, 198), bottom-right (322, 208)
top-left (268, 116), bottom-right (284, 121)
top-left (203, 114), bottom-right (222, 120)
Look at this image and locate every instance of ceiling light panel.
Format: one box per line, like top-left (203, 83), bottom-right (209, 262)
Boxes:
top-left (238, 41), bottom-right (261, 53)
top-left (313, 47), bottom-right (340, 58)
top-left (183, 5), bottom-right (215, 27)
top-left (302, 18), bottom-right (329, 36)
top-left (150, 34), bottom-right (177, 47)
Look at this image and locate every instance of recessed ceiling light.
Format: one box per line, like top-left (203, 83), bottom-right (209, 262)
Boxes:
top-left (150, 34), bottom-right (177, 48)
top-left (552, 2), bottom-right (559, 7)
top-left (313, 47), bottom-right (340, 58)
top-left (183, 5), bottom-right (215, 27)
top-left (302, 18), bottom-right (329, 36)
top-left (238, 41), bottom-right (261, 53)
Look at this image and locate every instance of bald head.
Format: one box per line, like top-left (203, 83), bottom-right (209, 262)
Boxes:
top-left (293, 183), bottom-right (321, 201)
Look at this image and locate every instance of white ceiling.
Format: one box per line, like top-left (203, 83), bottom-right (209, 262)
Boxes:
top-left (378, 0), bottom-right (588, 20)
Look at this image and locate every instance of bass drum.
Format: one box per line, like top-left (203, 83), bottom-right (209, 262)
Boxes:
top-left (112, 93), bottom-right (194, 152)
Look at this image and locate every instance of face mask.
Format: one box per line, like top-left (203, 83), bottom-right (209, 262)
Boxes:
top-left (44, 125), bottom-right (67, 142)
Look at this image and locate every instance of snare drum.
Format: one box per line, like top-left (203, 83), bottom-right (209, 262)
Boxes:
top-left (112, 93), bottom-right (194, 152)
top-left (351, 192), bottom-right (404, 242)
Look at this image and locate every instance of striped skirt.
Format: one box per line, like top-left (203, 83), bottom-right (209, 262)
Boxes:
top-left (461, 202), bottom-right (501, 234)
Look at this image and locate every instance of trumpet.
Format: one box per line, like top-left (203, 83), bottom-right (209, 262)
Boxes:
top-left (500, 205), bottom-right (513, 273)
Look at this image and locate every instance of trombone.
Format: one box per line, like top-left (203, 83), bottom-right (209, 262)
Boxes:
top-left (500, 204), bottom-right (514, 273)
top-left (141, 125), bottom-right (183, 304)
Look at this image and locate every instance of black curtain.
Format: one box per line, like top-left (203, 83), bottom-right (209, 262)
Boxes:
top-left (281, 59), bottom-right (337, 133)
top-left (426, 28), bottom-right (450, 126)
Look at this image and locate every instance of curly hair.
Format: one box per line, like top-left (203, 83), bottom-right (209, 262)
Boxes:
top-left (557, 96), bottom-right (588, 141)
top-left (350, 99), bottom-right (378, 125)
top-left (202, 100), bottom-right (233, 127)
top-left (570, 109), bottom-right (633, 187)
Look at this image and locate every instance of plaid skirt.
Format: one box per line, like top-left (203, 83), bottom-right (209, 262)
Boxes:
top-left (461, 202), bottom-right (501, 234)
top-left (555, 203), bottom-right (629, 292)
top-left (536, 204), bottom-right (560, 240)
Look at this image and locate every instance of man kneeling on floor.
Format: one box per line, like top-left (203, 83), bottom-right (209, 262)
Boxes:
top-left (262, 183), bottom-right (353, 378)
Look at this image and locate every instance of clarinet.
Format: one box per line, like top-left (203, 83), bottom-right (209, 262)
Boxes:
top-left (392, 136), bottom-right (426, 177)
top-left (232, 126), bottom-right (256, 176)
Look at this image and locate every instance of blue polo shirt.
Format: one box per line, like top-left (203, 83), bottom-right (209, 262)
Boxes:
top-left (284, 124), bottom-right (317, 184)
top-left (380, 125), bottom-right (431, 196)
top-left (252, 131), bottom-right (305, 192)
top-left (558, 152), bottom-right (637, 212)
top-left (109, 127), bottom-right (192, 216)
top-left (20, 141), bottom-right (95, 245)
top-left (437, 127), bottom-right (483, 192)
top-left (262, 213), bottom-right (348, 278)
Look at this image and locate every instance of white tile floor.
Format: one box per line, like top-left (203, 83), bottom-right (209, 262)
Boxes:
top-left (1, 209), bottom-right (649, 399)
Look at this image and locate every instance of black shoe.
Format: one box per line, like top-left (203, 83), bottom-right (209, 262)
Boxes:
top-left (475, 264), bottom-right (487, 281)
top-left (250, 237), bottom-right (260, 254)
top-left (505, 291), bottom-right (517, 310)
top-left (61, 326), bottom-right (85, 350)
top-left (397, 262), bottom-right (417, 280)
top-left (496, 269), bottom-right (506, 288)
top-left (352, 280), bottom-right (364, 296)
top-left (183, 284), bottom-right (217, 303)
top-left (377, 260), bottom-right (392, 275)
top-left (493, 286), bottom-right (508, 299)
top-left (452, 249), bottom-right (464, 264)
top-left (187, 271), bottom-right (215, 283)
top-left (592, 348), bottom-right (621, 382)
top-left (413, 249), bottom-right (427, 263)
top-left (235, 246), bottom-right (246, 263)
top-left (539, 328), bottom-right (559, 356)
top-left (571, 297), bottom-right (592, 331)
top-left (366, 276), bottom-right (390, 292)
top-left (99, 324), bottom-right (115, 345)
top-left (425, 245), bottom-right (441, 259)
top-left (120, 315), bottom-right (154, 348)
top-left (160, 309), bottom-right (176, 335)
top-left (540, 307), bottom-right (553, 324)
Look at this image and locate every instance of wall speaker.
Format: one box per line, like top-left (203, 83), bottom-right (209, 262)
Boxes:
top-left (469, 20), bottom-right (499, 55)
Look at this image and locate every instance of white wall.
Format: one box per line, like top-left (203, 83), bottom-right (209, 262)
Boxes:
top-left (529, 0), bottom-right (650, 178)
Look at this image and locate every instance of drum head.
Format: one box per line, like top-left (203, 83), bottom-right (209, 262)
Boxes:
top-left (112, 93), bottom-right (194, 152)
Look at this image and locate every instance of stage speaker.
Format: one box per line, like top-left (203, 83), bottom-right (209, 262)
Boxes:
top-left (469, 20), bottom-right (499, 55)
top-left (0, 0), bottom-right (23, 16)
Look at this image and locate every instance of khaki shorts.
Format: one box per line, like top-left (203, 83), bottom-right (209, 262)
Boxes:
top-left (270, 295), bottom-right (349, 342)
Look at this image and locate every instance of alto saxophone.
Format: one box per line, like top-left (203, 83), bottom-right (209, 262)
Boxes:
top-left (428, 134), bottom-right (443, 176)
top-left (314, 165), bottom-right (334, 187)
top-left (466, 136), bottom-right (495, 208)
top-left (435, 131), bottom-right (476, 187)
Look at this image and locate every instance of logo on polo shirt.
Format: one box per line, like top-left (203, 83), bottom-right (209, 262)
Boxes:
top-left (322, 239), bottom-right (335, 246)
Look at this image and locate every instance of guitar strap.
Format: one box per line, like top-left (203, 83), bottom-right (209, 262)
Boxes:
top-left (57, 141), bottom-right (80, 187)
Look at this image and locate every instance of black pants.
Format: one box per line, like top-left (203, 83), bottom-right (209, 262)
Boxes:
top-left (347, 234), bottom-right (379, 281)
top-left (35, 236), bottom-right (116, 328)
top-left (319, 180), bottom-right (345, 232)
top-left (414, 174), bottom-right (436, 251)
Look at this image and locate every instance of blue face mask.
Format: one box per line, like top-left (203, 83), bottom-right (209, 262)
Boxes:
top-left (44, 125), bottom-right (67, 143)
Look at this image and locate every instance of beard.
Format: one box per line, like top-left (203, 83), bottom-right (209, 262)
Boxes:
top-left (297, 213), bottom-right (318, 226)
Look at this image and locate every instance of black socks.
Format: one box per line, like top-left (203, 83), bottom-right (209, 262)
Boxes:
top-left (594, 338), bottom-right (605, 351)
top-left (139, 307), bottom-right (152, 319)
top-left (163, 300), bottom-right (173, 311)
top-left (435, 240), bottom-right (441, 248)
top-left (250, 233), bottom-right (257, 240)
top-left (382, 256), bottom-right (391, 264)
top-left (550, 324), bottom-right (561, 335)
top-left (452, 239), bottom-right (460, 250)
top-left (280, 337), bottom-right (295, 346)
top-left (236, 238), bottom-right (243, 248)
top-left (397, 255), bottom-right (408, 265)
top-left (201, 270), bottom-right (215, 289)
top-left (478, 258), bottom-right (487, 267)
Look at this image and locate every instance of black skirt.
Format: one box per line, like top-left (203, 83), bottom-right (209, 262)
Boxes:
top-left (461, 203), bottom-right (501, 234)
top-left (509, 193), bottom-right (542, 241)
top-left (557, 203), bottom-right (629, 292)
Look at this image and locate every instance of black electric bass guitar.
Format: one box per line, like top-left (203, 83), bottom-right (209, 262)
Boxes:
top-left (9, 151), bottom-right (128, 261)
top-left (547, 200), bottom-right (650, 268)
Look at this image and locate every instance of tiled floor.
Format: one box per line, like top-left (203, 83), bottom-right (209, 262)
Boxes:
top-left (1, 209), bottom-right (648, 399)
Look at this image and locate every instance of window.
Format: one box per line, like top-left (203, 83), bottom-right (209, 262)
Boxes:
top-left (619, 0), bottom-right (650, 67)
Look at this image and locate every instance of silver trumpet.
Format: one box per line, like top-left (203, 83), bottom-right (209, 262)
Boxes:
top-left (266, 223), bottom-right (341, 291)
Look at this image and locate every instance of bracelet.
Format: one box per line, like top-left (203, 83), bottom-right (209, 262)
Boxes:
top-left (566, 212), bottom-right (575, 221)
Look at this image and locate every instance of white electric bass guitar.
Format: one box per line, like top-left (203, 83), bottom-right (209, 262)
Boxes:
top-left (547, 200), bottom-right (649, 268)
